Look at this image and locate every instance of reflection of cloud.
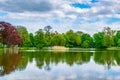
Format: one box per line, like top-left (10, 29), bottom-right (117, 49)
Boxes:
top-left (66, 73), bottom-right (77, 80)
top-left (3, 60), bottom-right (120, 80)
top-left (56, 75), bottom-right (65, 80)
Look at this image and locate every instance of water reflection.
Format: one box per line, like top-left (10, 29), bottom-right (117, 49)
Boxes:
top-left (18, 50), bottom-right (120, 71)
top-left (0, 52), bottom-right (22, 76)
top-left (94, 50), bottom-right (116, 69)
top-left (0, 49), bottom-right (120, 78)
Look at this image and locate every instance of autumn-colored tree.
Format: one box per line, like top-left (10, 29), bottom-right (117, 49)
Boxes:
top-left (0, 22), bottom-right (23, 46)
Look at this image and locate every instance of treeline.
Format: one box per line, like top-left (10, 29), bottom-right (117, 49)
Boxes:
top-left (16, 25), bottom-right (120, 48)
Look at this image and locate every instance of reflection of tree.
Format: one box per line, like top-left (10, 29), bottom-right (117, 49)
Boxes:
top-left (94, 51), bottom-right (116, 69)
top-left (17, 52), bottom-right (34, 70)
top-left (33, 50), bottom-right (120, 70)
top-left (2, 50), bottom-right (119, 73)
top-left (35, 52), bottom-right (45, 69)
top-left (114, 51), bottom-right (120, 65)
top-left (33, 51), bottom-right (92, 71)
top-left (0, 52), bottom-right (22, 76)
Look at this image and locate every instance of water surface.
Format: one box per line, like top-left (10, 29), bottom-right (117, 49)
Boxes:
top-left (0, 49), bottom-right (120, 80)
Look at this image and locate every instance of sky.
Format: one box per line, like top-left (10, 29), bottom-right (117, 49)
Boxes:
top-left (0, 0), bottom-right (120, 35)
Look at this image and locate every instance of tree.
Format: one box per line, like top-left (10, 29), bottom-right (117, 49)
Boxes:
top-left (44, 25), bottom-right (52, 46)
top-left (117, 39), bottom-right (120, 47)
top-left (82, 40), bottom-right (89, 48)
top-left (51, 33), bottom-right (66, 46)
top-left (93, 32), bottom-right (105, 48)
top-left (29, 33), bottom-right (35, 47)
top-left (115, 31), bottom-right (120, 46)
top-left (75, 31), bottom-right (83, 36)
top-left (103, 35), bottom-right (113, 47)
top-left (75, 35), bottom-right (81, 46)
top-left (81, 33), bottom-right (94, 48)
top-left (65, 30), bottom-right (82, 47)
top-left (17, 26), bottom-right (32, 47)
top-left (65, 30), bottom-right (76, 47)
top-left (0, 22), bottom-right (23, 46)
top-left (75, 31), bottom-right (83, 46)
top-left (44, 25), bottom-right (52, 33)
top-left (34, 29), bottom-right (46, 49)
top-left (102, 27), bottom-right (115, 47)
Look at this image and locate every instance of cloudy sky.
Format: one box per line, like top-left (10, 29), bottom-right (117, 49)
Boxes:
top-left (0, 0), bottom-right (120, 35)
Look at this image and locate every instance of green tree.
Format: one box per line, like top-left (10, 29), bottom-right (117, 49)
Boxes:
top-left (29, 33), bottom-right (35, 47)
top-left (65, 30), bottom-right (77, 47)
top-left (44, 25), bottom-right (52, 46)
top-left (75, 31), bottom-right (83, 36)
top-left (82, 40), bottom-right (89, 48)
top-left (81, 33), bottom-right (93, 48)
top-left (34, 29), bottom-right (46, 49)
top-left (103, 27), bottom-right (115, 47)
top-left (51, 33), bottom-right (66, 46)
top-left (117, 39), bottom-right (120, 47)
top-left (17, 26), bottom-right (32, 47)
top-left (115, 31), bottom-right (120, 46)
top-left (93, 32), bottom-right (105, 48)
top-left (103, 35), bottom-right (113, 47)
top-left (75, 35), bottom-right (81, 46)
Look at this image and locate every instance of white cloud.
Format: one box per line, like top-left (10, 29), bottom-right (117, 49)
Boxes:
top-left (5, 12), bottom-right (53, 19)
top-left (67, 14), bottom-right (77, 19)
top-left (52, 10), bottom-right (65, 18)
top-left (1, 0), bottom-right (120, 20)
top-left (0, 0), bottom-right (120, 34)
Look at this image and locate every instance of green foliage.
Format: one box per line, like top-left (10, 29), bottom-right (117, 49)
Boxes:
top-left (17, 26), bottom-right (32, 47)
top-left (29, 33), bottom-right (35, 47)
top-left (65, 30), bottom-right (81, 47)
top-left (44, 25), bottom-right (52, 46)
top-left (115, 31), bottom-right (120, 46)
top-left (34, 29), bottom-right (46, 49)
top-left (75, 35), bottom-right (81, 46)
top-left (102, 27), bottom-right (115, 48)
top-left (82, 40), bottom-right (89, 48)
top-left (117, 39), bottom-right (120, 47)
top-left (81, 33), bottom-right (93, 48)
top-left (94, 32), bottom-right (105, 48)
top-left (15, 26), bottom-right (120, 48)
top-left (103, 35), bottom-right (113, 47)
top-left (51, 34), bottom-right (66, 46)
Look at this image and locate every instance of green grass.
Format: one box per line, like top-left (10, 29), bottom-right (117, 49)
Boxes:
top-left (19, 47), bottom-right (37, 50)
top-left (107, 47), bottom-right (120, 50)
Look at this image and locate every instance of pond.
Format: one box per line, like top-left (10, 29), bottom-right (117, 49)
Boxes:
top-left (0, 49), bottom-right (120, 80)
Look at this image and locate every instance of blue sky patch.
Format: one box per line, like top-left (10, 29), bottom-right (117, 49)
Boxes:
top-left (91, 0), bottom-right (99, 3)
top-left (71, 3), bottom-right (91, 9)
top-left (0, 12), bottom-right (7, 16)
top-left (106, 18), bottom-right (120, 24)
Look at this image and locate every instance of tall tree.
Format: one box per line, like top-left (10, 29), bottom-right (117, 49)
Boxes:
top-left (82, 40), bottom-right (89, 48)
top-left (117, 39), bottom-right (120, 47)
top-left (65, 30), bottom-right (76, 47)
top-left (17, 26), bottom-right (32, 47)
top-left (44, 25), bottom-right (52, 46)
top-left (81, 33), bottom-right (94, 48)
top-left (44, 25), bottom-right (52, 33)
top-left (29, 33), bottom-right (35, 47)
top-left (51, 33), bottom-right (66, 46)
top-left (103, 27), bottom-right (115, 47)
top-left (93, 32), bottom-right (105, 48)
top-left (115, 31), bottom-right (120, 46)
top-left (75, 35), bottom-right (81, 46)
top-left (34, 29), bottom-right (46, 49)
